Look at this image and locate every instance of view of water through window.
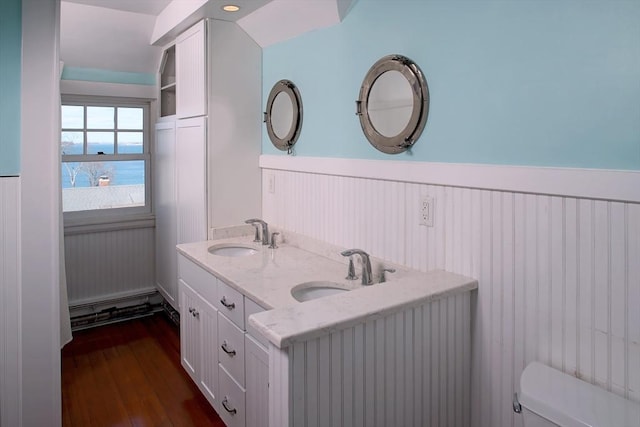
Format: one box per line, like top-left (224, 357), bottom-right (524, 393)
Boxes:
top-left (61, 102), bottom-right (148, 212)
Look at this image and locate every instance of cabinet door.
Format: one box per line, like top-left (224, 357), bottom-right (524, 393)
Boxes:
top-left (154, 121), bottom-right (178, 309)
top-left (199, 298), bottom-right (218, 409)
top-left (176, 20), bottom-right (206, 119)
top-left (176, 116), bottom-right (207, 244)
top-left (179, 279), bottom-right (200, 382)
top-left (245, 334), bottom-right (269, 427)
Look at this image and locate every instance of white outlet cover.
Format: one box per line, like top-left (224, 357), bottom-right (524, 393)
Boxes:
top-left (420, 196), bottom-right (434, 227)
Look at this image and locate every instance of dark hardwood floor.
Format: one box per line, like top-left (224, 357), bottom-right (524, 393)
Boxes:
top-left (62, 314), bottom-right (225, 427)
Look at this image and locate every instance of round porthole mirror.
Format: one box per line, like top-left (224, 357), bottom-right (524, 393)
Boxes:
top-left (264, 80), bottom-right (303, 154)
top-left (356, 55), bottom-right (429, 154)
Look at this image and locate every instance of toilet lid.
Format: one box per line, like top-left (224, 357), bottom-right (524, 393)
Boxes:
top-left (519, 362), bottom-right (640, 427)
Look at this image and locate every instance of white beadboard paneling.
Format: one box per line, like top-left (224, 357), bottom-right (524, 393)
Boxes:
top-left (276, 294), bottom-right (471, 427)
top-left (64, 225), bottom-right (155, 305)
top-left (261, 159), bottom-right (640, 427)
top-left (0, 178), bottom-right (21, 427)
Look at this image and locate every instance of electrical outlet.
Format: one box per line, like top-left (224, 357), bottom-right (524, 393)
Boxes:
top-left (268, 174), bottom-right (275, 194)
top-left (419, 196), bottom-right (434, 227)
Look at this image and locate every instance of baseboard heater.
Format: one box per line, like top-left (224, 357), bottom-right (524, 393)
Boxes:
top-left (160, 299), bottom-right (180, 326)
top-left (70, 302), bottom-right (162, 330)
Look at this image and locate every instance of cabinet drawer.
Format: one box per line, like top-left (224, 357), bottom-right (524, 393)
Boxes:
top-left (245, 297), bottom-right (269, 348)
top-left (218, 313), bottom-right (245, 386)
top-left (218, 364), bottom-right (246, 427)
top-left (178, 254), bottom-right (217, 304)
top-left (217, 281), bottom-right (245, 329)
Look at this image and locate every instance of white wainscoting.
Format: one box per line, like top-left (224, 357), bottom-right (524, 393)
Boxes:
top-left (270, 293), bottom-right (471, 427)
top-left (64, 225), bottom-right (156, 307)
top-left (260, 155), bottom-right (640, 427)
top-left (0, 177), bottom-right (21, 427)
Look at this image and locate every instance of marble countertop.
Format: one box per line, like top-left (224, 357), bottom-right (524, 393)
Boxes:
top-left (177, 226), bottom-right (477, 349)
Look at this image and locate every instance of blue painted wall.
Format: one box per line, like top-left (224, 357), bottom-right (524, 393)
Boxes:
top-left (263, 0), bottom-right (640, 170)
top-left (0, 0), bottom-right (22, 176)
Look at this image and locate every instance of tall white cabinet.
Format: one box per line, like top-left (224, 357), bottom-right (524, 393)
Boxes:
top-left (176, 21), bottom-right (206, 119)
top-left (176, 117), bottom-right (207, 245)
top-left (154, 121), bottom-right (177, 306)
top-left (154, 19), bottom-right (262, 311)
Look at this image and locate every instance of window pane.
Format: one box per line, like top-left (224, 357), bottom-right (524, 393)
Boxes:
top-left (87, 132), bottom-right (114, 154)
top-left (87, 106), bottom-right (114, 129)
top-left (61, 132), bottom-right (84, 155)
top-left (61, 105), bottom-right (84, 129)
top-left (118, 132), bottom-right (143, 154)
top-left (117, 107), bottom-right (143, 130)
top-left (61, 160), bottom-right (145, 212)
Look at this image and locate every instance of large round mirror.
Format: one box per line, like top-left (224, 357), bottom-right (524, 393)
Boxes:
top-left (367, 70), bottom-right (413, 137)
top-left (356, 55), bottom-right (429, 154)
top-left (265, 80), bottom-right (303, 153)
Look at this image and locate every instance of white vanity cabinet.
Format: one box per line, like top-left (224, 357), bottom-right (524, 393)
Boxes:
top-left (245, 333), bottom-right (269, 427)
top-left (178, 254), bottom-right (219, 409)
top-left (244, 295), bottom-right (270, 427)
top-left (216, 282), bottom-right (269, 427)
top-left (155, 18), bottom-right (261, 310)
top-left (178, 254), bottom-right (268, 427)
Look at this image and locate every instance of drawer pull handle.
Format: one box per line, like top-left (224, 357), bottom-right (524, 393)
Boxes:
top-left (222, 397), bottom-right (237, 415)
top-left (221, 341), bottom-right (236, 357)
top-left (220, 297), bottom-right (235, 310)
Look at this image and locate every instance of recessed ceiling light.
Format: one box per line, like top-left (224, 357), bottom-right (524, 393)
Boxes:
top-left (222, 5), bottom-right (240, 12)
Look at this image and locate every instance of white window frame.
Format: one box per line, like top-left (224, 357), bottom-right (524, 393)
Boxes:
top-left (61, 95), bottom-right (153, 226)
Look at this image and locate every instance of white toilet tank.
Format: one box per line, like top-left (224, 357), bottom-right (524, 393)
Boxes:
top-left (517, 362), bottom-right (640, 427)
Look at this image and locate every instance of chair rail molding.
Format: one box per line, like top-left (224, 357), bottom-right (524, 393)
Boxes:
top-left (259, 155), bottom-right (640, 204)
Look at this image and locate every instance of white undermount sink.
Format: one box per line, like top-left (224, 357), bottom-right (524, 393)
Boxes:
top-left (208, 243), bottom-right (258, 257)
top-left (291, 281), bottom-right (351, 302)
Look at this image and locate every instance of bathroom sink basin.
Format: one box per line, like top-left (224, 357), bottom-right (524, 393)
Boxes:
top-left (208, 243), bottom-right (258, 257)
top-left (291, 281), bottom-right (351, 302)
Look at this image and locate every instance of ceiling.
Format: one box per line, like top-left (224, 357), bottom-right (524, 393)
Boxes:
top-left (63, 0), bottom-right (172, 16)
top-left (62, 0), bottom-right (273, 20)
top-left (60, 0), bottom-right (356, 75)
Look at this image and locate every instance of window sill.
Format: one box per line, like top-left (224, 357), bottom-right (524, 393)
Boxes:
top-left (64, 213), bottom-right (155, 236)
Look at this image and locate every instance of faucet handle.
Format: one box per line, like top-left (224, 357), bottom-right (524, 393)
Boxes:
top-left (269, 232), bottom-right (280, 249)
top-left (380, 267), bottom-right (396, 283)
top-left (345, 256), bottom-right (358, 280)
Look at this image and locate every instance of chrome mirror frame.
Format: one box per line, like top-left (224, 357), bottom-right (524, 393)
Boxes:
top-left (356, 54), bottom-right (429, 154)
top-left (264, 80), bottom-right (303, 154)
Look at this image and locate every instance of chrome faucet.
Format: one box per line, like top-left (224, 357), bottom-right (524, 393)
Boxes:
top-left (245, 219), bottom-right (269, 245)
top-left (340, 249), bottom-right (373, 285)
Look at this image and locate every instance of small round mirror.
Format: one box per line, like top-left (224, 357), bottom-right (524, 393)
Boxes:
top-left (271, 91), bottom-right (294, 139)
top-left (356, 55), bottom-right (429, 154)
top-left (265, 80), bottom-right (303, 153)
